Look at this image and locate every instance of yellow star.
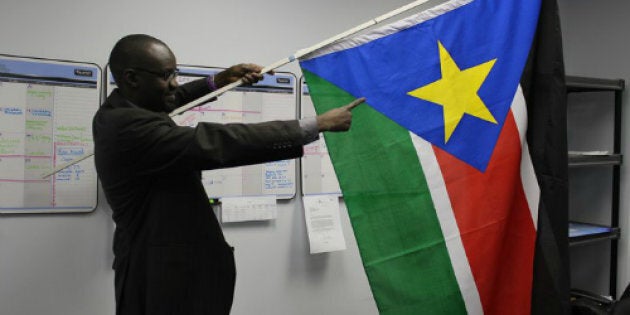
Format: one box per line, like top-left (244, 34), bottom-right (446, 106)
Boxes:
top-left (408, 41), bottom-right (498, 143)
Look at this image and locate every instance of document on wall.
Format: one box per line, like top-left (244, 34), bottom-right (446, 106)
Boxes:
top-left (303, 195), bottom-right (346, 254)
top-left (221, 195), bottom-right (277, 223)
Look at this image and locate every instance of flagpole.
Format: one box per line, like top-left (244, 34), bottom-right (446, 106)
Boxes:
top-left (42, 0), bottom-right (432, 179)
top-left (171, 0), bottom-right (430, 115)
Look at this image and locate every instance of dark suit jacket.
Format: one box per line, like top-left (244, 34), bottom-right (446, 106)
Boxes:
top-left (93, 79), bottom-right (304, 315)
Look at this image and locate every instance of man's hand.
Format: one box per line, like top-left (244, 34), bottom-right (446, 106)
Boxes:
top-left (316, 97), bottom-right (365, 132)
top-left (214, 63), bottom-right (273, 88)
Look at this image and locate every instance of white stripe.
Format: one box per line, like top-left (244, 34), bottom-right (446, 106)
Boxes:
top-left (301, 0), bottom-right (474, 61)
top-left (511, 85), bottom-right (540, 230)
top-left (411, 134), bottom-right (484, 315)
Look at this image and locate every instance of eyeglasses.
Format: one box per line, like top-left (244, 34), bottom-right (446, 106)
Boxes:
top-left (132, 67), bottom-right (179, 81)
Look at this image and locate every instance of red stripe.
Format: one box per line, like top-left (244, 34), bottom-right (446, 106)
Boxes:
top-left (434, 111), bottom-right (536, 314)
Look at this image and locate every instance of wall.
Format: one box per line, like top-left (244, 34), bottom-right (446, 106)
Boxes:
top-left (558, 0), bottom-right (630, 297)
top-left (0, 0), bottom-right (428, 314)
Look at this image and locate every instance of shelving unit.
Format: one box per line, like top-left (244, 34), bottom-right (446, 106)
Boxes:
top-left (566, 75), bottom-right (624, 298)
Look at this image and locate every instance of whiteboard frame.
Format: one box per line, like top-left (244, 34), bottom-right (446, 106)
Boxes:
top-left (0, 54), bottom-right (101, 214)
top-left (105, 64), bottom-right (299, 200)
top-left (299, 76), bottom-right (343, 197)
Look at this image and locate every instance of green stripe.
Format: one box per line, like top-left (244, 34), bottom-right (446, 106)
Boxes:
top-left (303, 70), bottom-right (467, 314)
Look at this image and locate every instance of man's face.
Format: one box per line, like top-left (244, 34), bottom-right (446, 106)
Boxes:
top-left (131, 43), bottom-right (179, 111)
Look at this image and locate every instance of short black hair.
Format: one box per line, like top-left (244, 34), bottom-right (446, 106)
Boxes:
top-left (108, 34), bottom-right (167, 85)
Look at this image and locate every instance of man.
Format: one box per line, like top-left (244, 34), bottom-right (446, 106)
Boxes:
top-left (93, 34), bottom-right (364, 315)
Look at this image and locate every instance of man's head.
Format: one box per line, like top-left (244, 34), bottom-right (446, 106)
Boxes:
top-left (109, 34), bottom-right (179, 111)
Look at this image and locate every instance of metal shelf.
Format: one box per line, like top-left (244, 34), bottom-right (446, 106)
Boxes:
top-left (568, 153), bottom-right (623, 167)
top-left (569, 222), bottom-right (620, 247)
top-left (566, 76), bottom-right (625, 92)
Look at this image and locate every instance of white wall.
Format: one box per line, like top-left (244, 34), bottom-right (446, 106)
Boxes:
top-left (558, 0), bottom-right (630, 297)
top-left (0, 1), bottom-right (430, 314)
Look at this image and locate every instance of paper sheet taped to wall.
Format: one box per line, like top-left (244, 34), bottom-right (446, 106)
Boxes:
top-left (303, 195), bottom-right (346, 254)
top-left (221, 195), bottom-right (277, 223)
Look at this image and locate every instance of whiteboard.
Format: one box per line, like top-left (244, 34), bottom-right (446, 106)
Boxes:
top-left (105, 65), bottom-right (298, 199)
top-left (0, 55), bottom-right (101, 213)
top-left (299, 77), bottom-right (342, 196)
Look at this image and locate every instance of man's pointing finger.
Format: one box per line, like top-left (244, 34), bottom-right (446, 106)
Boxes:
top-left (344, 97), bottom-right (366, 111)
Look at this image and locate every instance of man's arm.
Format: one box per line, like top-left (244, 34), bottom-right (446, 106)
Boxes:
top-left (169, 63), bottom-right (269, 112)
top-left (105, 95), bottom-right (364, 176)
top-left (171, 78), bottom-right (212, 110)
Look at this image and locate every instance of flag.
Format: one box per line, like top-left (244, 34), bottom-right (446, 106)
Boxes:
top-left (299, 0), bottom-right (568, 314)
top-left (522, 0), bottom-right (570, 313)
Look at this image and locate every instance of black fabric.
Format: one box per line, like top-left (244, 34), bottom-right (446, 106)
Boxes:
top-left (93, 78), bottom-right (305, 315)
top-left (521, 0), bottom-right (570, 314)
top-left (612, 297), bottom-right (630, 315)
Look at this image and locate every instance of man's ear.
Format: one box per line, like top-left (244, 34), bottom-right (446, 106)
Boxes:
top-left (123, 69), bottom-right (140, 88)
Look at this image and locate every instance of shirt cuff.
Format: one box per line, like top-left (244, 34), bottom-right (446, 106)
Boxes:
top-left (299, 117), bottom-right (320, 144)
top-left (206, 76), bottom-right (217, 91)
